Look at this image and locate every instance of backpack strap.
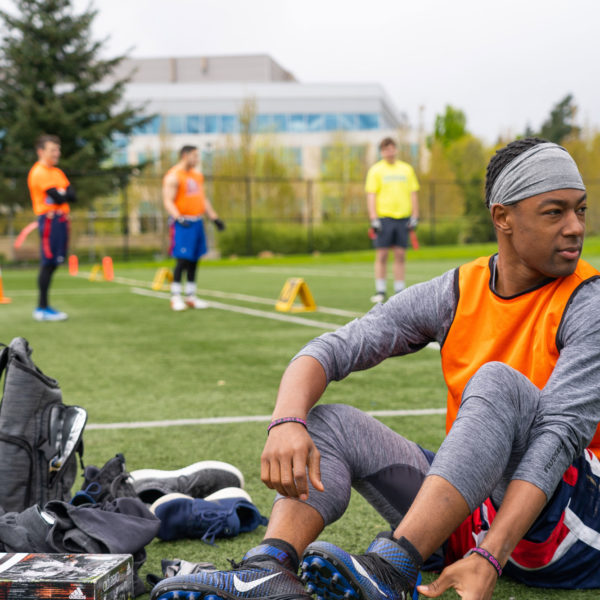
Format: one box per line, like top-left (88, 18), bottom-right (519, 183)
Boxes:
top-left (0, 344), bottom-right (9, 383)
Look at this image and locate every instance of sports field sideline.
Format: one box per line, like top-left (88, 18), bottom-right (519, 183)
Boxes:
top-left (2, 243), bottom-right (600, 599)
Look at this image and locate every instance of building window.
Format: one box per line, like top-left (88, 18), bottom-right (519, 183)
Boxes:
top-left (221, 115), bottom-right (239, 133)
top-left (273, 114), bottom-right (287, 132)
top-left (288, 114), bottom-right (307, 133)
top-left (186, 115), bottom-right (203, 134)
top-left (358, 114), bottom-right (380, 129)
top-left (205, 115), bottom-right (219, 133)
top-left (306, 114), bottom-right (325, 131)
top-left (339, 114), bottom-right (359, 130)
top-left (324, 114), bottom-right (339, 131)
top-left (256, 114), bottom-right (274, 132)
top-left (134, 115), bottom-right (162, 135)
top-left (166, 115), bottom-right (185, 134)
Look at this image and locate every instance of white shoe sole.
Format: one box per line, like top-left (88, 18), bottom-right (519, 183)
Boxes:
top-left (204, 487), bottom-right (252, 503)
top-left (185, 298), bottom-right (209, 309)
top-left (150, 492), bottom-right (193, 513)
top-left (130, 460), bottom-right (245, 489)
top-left (149, 486), bottom-right (252, 514)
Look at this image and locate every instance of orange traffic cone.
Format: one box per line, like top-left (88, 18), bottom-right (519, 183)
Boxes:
top-left (102, 256), bottom-right (114, 281)
top-left (0, 268), bottom-right (12, 304)
top-left (68, 254), bottom-right (79, 276)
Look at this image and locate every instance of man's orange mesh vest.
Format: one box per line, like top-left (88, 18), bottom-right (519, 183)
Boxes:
top-left (164, 167), bottom-right (206, 216)
top-left (441, 255), bottom-right (600, 458)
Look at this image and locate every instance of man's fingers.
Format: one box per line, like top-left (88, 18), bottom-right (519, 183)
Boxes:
top-left (292, 453), bottom-right (310, 499)
top-left (307, 445), bottom-right (324, 492)
top-left (279, 458), bottom-right (299, 498)
top-left (417, 573), bottom-right (451, 598)
top-left (267, 459), bottom-right (288, 496)
top-left (260, 457), bottom-right (274, 489)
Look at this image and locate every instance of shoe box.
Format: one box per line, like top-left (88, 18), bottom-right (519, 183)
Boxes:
top-left (0, 553), bottom-right (133, 600)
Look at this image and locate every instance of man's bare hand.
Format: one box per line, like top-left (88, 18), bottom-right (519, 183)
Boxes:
top-left (260, 422), bottom-right (324, 500)
top-left (417, 553), bottom-right (498, 600)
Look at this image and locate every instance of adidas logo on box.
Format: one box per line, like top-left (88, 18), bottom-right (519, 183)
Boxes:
top-left (69, 587), bottom-right (86, 599)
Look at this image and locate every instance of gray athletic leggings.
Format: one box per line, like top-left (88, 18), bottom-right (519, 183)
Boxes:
top-left (275, 362), bottom-right (554, 528)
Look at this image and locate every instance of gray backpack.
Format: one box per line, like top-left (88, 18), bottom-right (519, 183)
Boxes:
top-left (0, 337), bottom-right (87, 512)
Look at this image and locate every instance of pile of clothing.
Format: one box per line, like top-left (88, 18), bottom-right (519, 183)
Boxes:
top-left (0, 454), bottom-right (267, 596)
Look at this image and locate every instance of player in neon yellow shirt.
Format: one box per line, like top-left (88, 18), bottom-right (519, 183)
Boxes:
top-left (365, 137), bottom-right (420, 302)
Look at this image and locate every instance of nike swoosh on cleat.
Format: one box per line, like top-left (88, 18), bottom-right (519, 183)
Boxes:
top-left (350, 557), bottom-right (388, 598)
top-left (233, 572), bottom-right (282, 592)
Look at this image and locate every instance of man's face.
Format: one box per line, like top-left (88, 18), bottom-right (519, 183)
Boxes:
top-left (380, 143), bottom-right (397, 163)
top-left (502, 188), bottom-right (587, 281)
top-left (182, 149), bottom-right (199, 169)
top-left (37, 141), bottom-right (60, 166)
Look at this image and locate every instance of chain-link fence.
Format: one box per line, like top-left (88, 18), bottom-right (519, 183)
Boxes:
top-left (1, 170), bottom-right (599, 262)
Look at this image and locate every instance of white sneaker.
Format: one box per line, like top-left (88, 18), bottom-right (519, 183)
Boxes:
top-left (33, 307), bottom-right (68, 321)
top-left (369, 292), bottom-right (387, 303)
top-left (185, 295), bottom-right (209, 309)
top-left (170, 295), bottom-right (187, 311)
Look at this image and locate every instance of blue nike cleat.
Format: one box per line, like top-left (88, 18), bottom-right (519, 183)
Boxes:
top-left (150, 543), bottom-right (312, 600)
top-left (301, 535), bottom-right (421, 600)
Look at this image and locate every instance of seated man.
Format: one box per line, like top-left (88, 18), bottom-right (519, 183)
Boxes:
top-left (151, 138), bottom-right (600, 600)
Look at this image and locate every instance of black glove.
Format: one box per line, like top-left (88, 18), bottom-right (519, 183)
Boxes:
top-left (213, 218), bottom-right (226, 231)
top-left (370, 218), bottom-right (381, 234)
top-left (176, 216), bottom-right (191, 228)
top-left (46, 186), bottom-right (76, 204)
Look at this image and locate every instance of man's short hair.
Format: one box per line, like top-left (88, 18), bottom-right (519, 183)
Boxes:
top-left (379, 137), bottom-right (396, 151)
top-left (179, 145), bottom-right (198, 158)
top-left (35, 134), bottom-right (60, 150)
top-left (484, 137), bottom-right (549, 208)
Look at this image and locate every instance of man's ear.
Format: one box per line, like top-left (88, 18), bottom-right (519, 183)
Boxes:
top-left (491, 204), bottom-right (512, 235)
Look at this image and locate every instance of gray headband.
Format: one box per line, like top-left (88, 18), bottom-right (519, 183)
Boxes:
top-left (488, 142), bottom-right (585, 209)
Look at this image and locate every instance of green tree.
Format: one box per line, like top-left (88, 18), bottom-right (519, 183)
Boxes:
top-left (211, 98), bottom-right (299, 222)
top-left (0, 0), bottom-right (146, 207)
top-left (539, 94), bottom-right (580, 143)
top-left (320, 132), bottom-right (368, 220)
top-left (433, 105), bottom-right (468, 147)
top-left (445, 135), bottom-right (493, 242)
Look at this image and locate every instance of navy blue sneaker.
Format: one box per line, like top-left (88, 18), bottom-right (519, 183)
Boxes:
top-left (71, 453), bottom-right (137, 506)
top-left (301, 535), bottom-right (421, 600)
top-left (150, 543), bottom-right (311, 600)
top-left (151, 491), bottom-right (268, 543)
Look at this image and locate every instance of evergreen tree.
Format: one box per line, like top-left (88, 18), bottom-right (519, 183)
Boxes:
top-left (539, 94), bottom-right (580, 144)
top-left (0, 0), bottom-right (146, 206)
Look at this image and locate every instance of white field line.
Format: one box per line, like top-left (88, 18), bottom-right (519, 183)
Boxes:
top-left (131, 287), bottom-right (342, 330)
top-left (87, 408), bottom-right (446, 431)
top-left (80, 272), bottom-right (362, 318)
top-left (78, 271), bottom-right (441, 349)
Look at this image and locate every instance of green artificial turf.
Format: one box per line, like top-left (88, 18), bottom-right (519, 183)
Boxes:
top-left (2, 243), bottom-right (600, 599)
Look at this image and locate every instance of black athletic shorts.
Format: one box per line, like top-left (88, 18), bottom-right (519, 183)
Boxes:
top-left (373, 217), bottom-right (409, 249)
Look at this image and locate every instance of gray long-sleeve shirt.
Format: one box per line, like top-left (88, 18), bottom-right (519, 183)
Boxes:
top-left (294, 261), bottom-right (600, 499)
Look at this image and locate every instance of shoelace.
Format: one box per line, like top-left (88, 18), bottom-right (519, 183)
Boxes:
top-left (109, 471), bottom-right (136, 498)
top-left (190, 507), bottom-right (231, 544)
top-left (358, 553), bottom-right (412, 596)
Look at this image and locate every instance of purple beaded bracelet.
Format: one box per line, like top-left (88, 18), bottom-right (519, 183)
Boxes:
top-left (468, 547), bottom-right (503, 577)
top-left (267, 417), bottom-right (308, 434)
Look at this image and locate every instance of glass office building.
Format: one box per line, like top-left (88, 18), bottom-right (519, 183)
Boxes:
top-left (110, 55), bottom-right (408, 175)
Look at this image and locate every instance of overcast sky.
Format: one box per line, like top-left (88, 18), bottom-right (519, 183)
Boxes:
top-left (6, 0), bottom-right (600, 143)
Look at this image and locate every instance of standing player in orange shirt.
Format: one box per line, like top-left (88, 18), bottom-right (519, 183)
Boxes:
top-left (27, 135), bottom-right (76, 321)
top-left (163, 145), bottom-right (225, 311)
